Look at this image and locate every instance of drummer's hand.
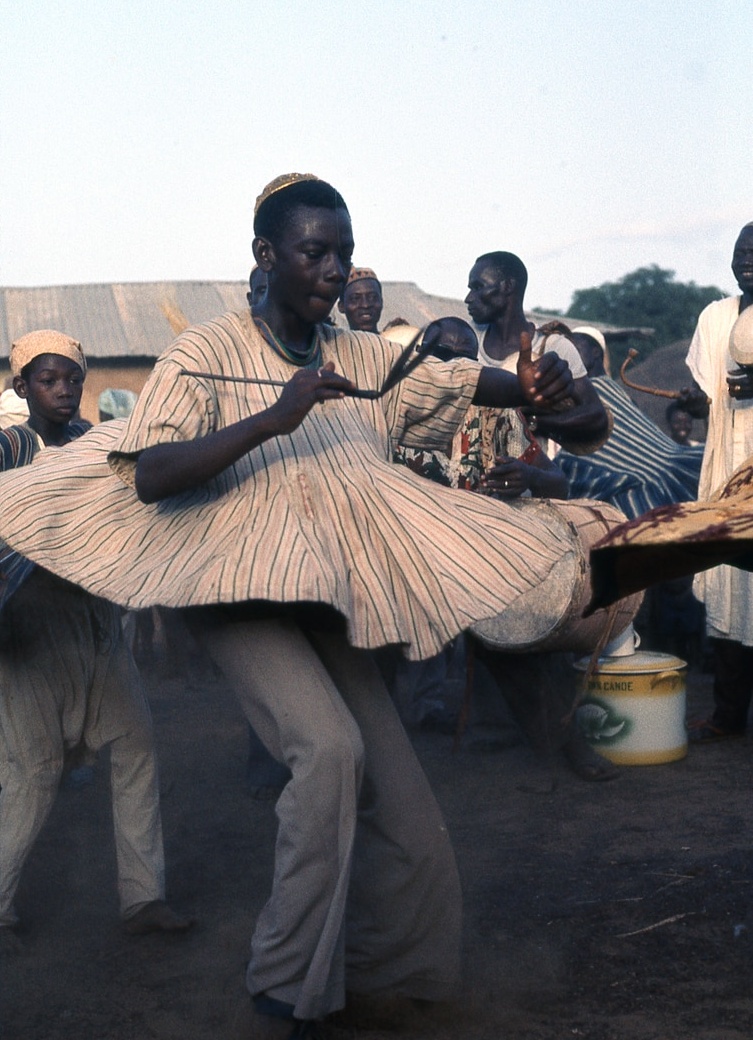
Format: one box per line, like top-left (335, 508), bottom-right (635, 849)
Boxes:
top-left (517, 331), bottom-right (574, 409)
top-left (677, 383), bottom-right (710, 416)
top-left (270, 362), bottom-right (355, 434)
top-left (727, 370), bottom-right (753, 401)
top-left (479, 455), bottom-right (530, 499)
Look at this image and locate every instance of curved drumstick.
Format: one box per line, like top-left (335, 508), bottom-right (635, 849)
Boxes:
top-left (619, 348), bottom-right (682, 400)
top-left (620, 348), bottom-right (713, 406)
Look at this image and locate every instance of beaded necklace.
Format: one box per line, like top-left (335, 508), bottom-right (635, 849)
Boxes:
top-left (253, 314), bottom-right (321, 368)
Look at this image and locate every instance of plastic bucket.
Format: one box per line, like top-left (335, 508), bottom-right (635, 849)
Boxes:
top-left (573, 650), bottom-right (687, 765)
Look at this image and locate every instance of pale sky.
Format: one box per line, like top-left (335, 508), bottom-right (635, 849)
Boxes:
top-left (1, 0), bottom-right (750, 312)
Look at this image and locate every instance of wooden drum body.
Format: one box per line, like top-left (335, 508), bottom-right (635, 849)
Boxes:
top-left (470, 498), bottom-right (643, 654)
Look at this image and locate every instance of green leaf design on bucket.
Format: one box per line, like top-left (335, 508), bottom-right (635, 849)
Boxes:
top-left (576, 699), bottom-right (631, 744)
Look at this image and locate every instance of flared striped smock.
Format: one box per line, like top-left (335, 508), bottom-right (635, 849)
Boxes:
top-left (0, 312), bottom-right (572, 659)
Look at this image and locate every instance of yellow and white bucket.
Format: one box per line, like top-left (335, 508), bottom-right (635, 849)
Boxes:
top-left (573, 650), bottom-right (687, 765)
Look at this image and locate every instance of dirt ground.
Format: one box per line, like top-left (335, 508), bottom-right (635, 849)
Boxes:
top-left (3, 630), bottom-right (753, 1040)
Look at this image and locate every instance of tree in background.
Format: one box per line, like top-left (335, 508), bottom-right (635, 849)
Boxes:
top-left (566, 265), bottom-right (724, 373)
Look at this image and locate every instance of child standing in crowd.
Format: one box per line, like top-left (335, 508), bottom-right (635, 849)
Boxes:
top-left (0, 330), bottom-right (191, 944)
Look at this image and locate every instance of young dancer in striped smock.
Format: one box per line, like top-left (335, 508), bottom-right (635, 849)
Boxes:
top-left (0, 331), bottom-right (190, 946)
top-left (0, 176), bottom-right (606, 1037)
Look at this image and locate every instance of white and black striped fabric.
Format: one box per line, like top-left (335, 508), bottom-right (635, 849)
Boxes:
top-left (556, 376), bottom-right (703, 520)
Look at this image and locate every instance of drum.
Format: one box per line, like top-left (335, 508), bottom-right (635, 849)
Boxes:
top-left (470, 498), bottom-right (643, 654)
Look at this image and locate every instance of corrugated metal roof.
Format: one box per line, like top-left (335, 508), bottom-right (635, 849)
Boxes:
top-left (0, 280), bottom-right (649, 362)
top-left (0, 282), bottom-right (249, 361)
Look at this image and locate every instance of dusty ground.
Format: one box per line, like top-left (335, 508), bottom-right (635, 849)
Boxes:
top-left (3, 634), bottom-right (753, 1040)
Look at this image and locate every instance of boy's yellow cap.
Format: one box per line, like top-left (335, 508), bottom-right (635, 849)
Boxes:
top-left (10, 329), bottom-right (87, 377)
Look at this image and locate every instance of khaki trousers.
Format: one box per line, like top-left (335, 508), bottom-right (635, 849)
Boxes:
top-left (0, 570), bottom-right (164, 926)
top-left (200, 617), bottom-right (462, 1021)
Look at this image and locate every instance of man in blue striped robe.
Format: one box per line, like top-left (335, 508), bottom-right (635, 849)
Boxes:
top-left (556, 328), bottom-right (703, 519)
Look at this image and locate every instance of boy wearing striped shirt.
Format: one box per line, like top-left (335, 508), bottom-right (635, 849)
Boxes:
top-left (0, 330), bottom-right (190, 944)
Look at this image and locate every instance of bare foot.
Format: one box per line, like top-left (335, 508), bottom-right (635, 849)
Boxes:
top-left (123, 900), bottom-right (193, 936)
top-left (563, 731), bottom-right (620, 781)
